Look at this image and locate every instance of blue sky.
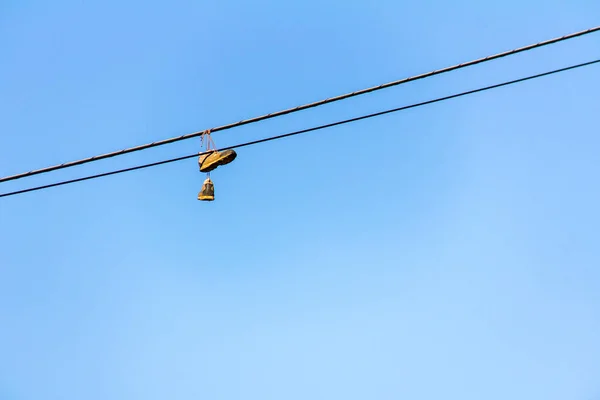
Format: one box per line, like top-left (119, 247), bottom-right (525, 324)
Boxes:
top-left (1, 1), bottom-right (599, 399)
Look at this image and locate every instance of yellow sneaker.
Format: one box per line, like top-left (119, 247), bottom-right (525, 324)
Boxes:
top-left (198, 149), bottom-right (237, 173)
top-left (198, 177), bottom-right (215, 201)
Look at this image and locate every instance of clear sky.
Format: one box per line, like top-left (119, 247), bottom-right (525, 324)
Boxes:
top-left (1, 1), bottom-right (599, 399)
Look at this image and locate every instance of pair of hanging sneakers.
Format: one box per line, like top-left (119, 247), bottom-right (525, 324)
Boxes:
top-left (197, 148), bottom-right (237, 201)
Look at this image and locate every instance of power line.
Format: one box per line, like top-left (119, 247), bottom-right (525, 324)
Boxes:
top-left (1, 26), bottom-right (599, 184)
top-left (2, 58), bottom-right (598, 199)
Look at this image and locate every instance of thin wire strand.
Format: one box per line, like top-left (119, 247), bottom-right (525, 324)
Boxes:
top-left (1, 26), bottom-right (599, 184)
top-left (1, 58), bottom-right (598, 199)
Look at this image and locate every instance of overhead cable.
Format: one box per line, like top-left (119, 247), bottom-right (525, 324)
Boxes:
top-left (2, 58), bottom-right (598, 199)
top-left (1, 26), bottom-right (599, 184)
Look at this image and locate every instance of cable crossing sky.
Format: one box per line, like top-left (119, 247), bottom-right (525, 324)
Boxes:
top-left (1, 25), bottom-right (599, 184)
top-left (2, 58), bottom-right (598, 199)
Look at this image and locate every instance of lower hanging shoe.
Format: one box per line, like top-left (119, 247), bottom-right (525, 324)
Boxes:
top-left (198, 177), bottom-right (215, 201)
top-left (198, 149), bottom-right (237, 173)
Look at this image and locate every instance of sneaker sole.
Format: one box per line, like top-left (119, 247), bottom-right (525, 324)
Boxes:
top-left (199, 150), bottom-right (237, 172)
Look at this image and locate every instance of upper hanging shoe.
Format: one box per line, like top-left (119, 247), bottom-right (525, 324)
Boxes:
top-left (198, 149), bottom-right (237, 173)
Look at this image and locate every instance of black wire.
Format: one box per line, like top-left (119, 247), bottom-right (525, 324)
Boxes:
top-left (1, 26), bottom-right (599, 184)
top-left (1, 58), bottom-right (599, 199)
